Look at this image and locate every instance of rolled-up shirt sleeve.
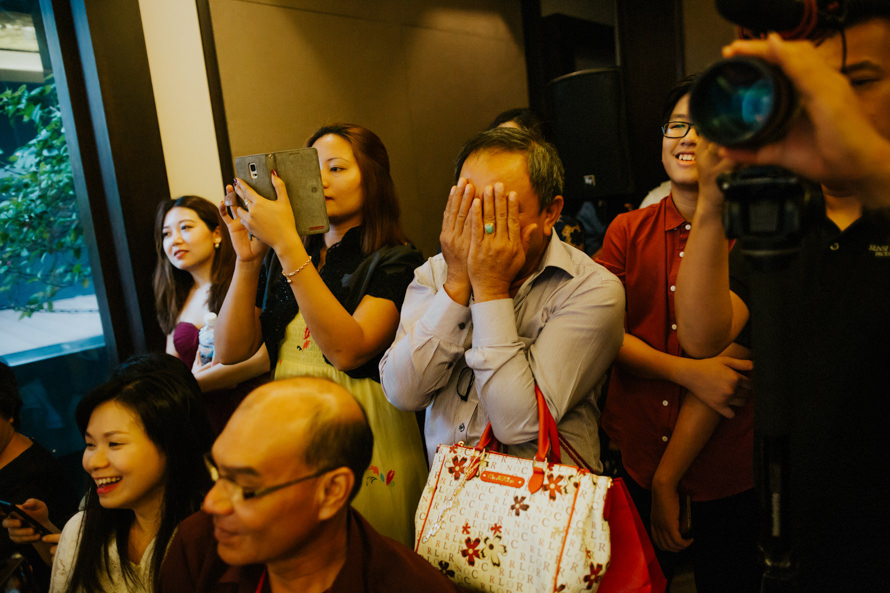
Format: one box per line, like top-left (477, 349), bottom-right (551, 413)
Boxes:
top-left (466, 271), bottom-right (625, 446)
top-left (382, 241), bottom-right (625, 467)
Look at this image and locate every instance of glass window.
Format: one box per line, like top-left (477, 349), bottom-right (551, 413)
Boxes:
top-left (0, 1), bottom-right (110, 491)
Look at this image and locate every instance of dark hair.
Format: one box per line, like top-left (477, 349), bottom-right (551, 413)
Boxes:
top-left (454, 127), bottom-right (565, 210)
top-left (68, 353), bottom-right (213, 593)
top-left (661, 74), bottom-right (697, 125)
top-left (834, 0), bottom-right (890, 30)
top-left (152, 196), bottom-right (235, 335)
top-left (0, 360), bottom-right (22, 427)
top-left (305, 123), bottom-right (410, 254)
top-left (302, 395), bottom-right (373, 503)
top-left (487, 108), bottom-right (546, 139)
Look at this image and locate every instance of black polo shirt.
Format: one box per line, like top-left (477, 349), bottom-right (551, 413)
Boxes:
top-left (730, 200), bottom-right (890, 591)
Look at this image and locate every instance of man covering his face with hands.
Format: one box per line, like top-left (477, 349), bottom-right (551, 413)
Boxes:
top-left (381, 127), bottom-right (624, 469)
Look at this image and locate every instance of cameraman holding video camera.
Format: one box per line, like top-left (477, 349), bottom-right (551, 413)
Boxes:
top-left (676, 2), bottom-right (890, 591)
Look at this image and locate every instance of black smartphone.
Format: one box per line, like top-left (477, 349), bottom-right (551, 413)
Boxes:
top-left (233, 147), bottom-right (329, 236)
top-left (0, 500), bottom-right (52, 537)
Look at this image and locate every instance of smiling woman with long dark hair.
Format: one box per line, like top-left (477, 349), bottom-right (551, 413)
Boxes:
top-left (49, 354), bottom-right (213, 593)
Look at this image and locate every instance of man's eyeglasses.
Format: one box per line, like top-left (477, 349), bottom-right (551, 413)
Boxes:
top-left (661, 121), bottom-right (696, 139)
top-left (204, 454), bottom-right (333, 502)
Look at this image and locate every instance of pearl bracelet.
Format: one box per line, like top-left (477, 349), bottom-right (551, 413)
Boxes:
top-left (282, 256), bottom-right (313, 284)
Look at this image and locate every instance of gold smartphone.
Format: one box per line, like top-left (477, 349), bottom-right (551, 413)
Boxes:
top-left (234, 147), bottom-right (329, 236)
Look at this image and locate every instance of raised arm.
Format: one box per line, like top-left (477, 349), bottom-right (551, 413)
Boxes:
top-left (380, 180), bottom-right (478, 409)
top-left (214, 191), bottom-right (266, 363)
top-left (465, 276), bottom-right (624, 445)
top-left (675, 139), bottom-right (750, 359)
top-left (464, 186), bottom-right (624, 443)
top-left (379, 260), bottom-right (473, 411)
top-left (227, 174), bottom-right (403, 371)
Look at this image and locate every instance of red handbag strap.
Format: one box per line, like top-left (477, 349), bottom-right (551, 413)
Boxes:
top-left (473, 385), bottom-right (560, 457)
top-left (558, 433), bottom-right (595, 472)
top-left (475, 423), bottom-right (498, 451)
top-left (535, 384), bottom-right (561, 464)
top-left (473, 384), bottom-right (562, 491)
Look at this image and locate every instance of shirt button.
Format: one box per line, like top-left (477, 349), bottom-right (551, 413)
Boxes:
top-left (684, 224), bottom-right (691, 231)
top-left (662, 400), bottom-right (669, 407)
top-left (661, 435), bottom-right (669, 442)
top-left (671, 323), bottom-right (677, 331)
top-left (458, 322), bottom-right (466, 330)
top-left (458, 423), bottom-right (465, 432)
top-left (679, 251), bottom-right (684, 258)
top-left (829, 242), bottom-right (840, 251)
top-left (670, 285), bottom-right (676, 292)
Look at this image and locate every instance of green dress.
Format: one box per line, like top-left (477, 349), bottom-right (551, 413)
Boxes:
top-left (275, 311), bottom-right (428, 546)
top-left (258, 229), bottom-right (428, 547)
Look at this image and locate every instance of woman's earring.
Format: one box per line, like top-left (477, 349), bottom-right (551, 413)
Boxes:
top-left (214, 240), bottom-right (221, 249)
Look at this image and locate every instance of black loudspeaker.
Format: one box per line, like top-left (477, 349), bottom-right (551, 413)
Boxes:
top-left (546, 68), bottom-right (634, 203)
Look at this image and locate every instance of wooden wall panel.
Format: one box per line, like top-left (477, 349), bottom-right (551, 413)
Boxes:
top-left (206, 0), bottom-right (527, 257)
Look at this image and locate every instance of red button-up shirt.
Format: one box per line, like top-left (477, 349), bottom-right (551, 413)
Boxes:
top-left (597, 195), bottom-right (753, 501)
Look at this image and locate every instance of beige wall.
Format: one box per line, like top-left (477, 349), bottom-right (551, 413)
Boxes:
top-left (682, 0), bottom-right (737, 75)
top-left (206, 0), bottom-right (527, 257)
top-left (138, 0), bottom-right (732, 255)
top-left (137, 0), bottom-right (223, 203)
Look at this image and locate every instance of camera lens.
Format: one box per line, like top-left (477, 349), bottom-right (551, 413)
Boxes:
top-left (689, 57), bottom-right (797, 148)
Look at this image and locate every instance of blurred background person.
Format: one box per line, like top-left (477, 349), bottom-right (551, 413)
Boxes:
top-left (0, 360), bottom-right (76, 589)
top-left (153, 195), bottom-right (269, 433)
top-left (596, 77), bottom-right (757, 591)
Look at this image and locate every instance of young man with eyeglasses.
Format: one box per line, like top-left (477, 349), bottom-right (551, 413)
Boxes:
top-left (595, 78), bottom-right (760, 592)
top-left (159, 377), bottom-right (456, 593)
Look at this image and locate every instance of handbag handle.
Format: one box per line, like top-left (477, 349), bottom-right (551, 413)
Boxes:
top-left (473, 384), bottom-right (562, 493)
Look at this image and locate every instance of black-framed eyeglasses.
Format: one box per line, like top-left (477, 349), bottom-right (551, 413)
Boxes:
top-left (661, 121), bottom-right (696, 138)
top-left (204, 454), bottom-right (333, 502)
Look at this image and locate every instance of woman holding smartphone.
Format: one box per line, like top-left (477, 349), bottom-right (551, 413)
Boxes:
top-left (215, 123), bottom-right (426, 547)
top-left (0, 361), bottom-right (75, 589)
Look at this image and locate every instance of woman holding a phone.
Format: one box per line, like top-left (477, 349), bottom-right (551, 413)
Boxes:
top-left (215, 123), bottom-right (427, 547)
top-left (0, 361), bottom-right (75, 588)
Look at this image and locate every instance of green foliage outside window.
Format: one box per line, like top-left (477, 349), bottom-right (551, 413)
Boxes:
top-left (0, 78), bottom-right (90, 317)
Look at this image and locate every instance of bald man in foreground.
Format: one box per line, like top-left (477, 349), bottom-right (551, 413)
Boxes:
top-left (160, 377), bottom-right (456, 593)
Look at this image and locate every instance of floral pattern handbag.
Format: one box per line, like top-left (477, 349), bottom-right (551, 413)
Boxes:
top-left (415, 385), bottom-right (612, 592)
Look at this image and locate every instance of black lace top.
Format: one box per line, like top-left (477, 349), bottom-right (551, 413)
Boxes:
top-left (257, 226), bottom-right (423, 380)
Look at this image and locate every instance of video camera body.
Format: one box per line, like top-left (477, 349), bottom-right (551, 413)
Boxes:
top-left (687, 0), bottom-right (857, 254)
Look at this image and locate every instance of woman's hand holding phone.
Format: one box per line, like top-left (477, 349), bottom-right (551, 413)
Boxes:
top-left (2, 499), bottom-right (61, 566)
top-left (227, 174), bottom-right (302, 256)
top-left (220, 184), bottom-right (270, 264)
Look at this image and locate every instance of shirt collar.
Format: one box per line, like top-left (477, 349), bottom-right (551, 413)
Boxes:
top-left (308, 225), bottom-right (363, 257)
top-left (533, 232), bottom-right (580, 280)
top-left (325, 509), bottom-right (364, 592)
top-left (662, 193), bottom-right (688, 232)
top-left (220, 510), bottom-right (362, 593)
top-left (219, 562), bottom-right (267, 593)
